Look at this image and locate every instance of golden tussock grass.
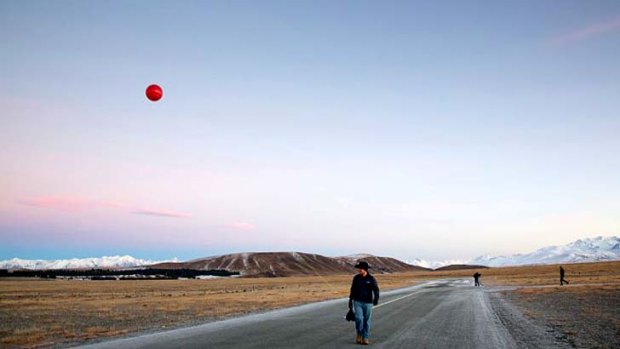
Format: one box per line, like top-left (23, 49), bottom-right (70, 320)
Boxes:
top-left (1, 261), bottom-right (618, 348)
top-left (406, 260), bottom-right (620, 287)
top-left (0, 273), bottom-right (420, 348)
top-left (481, 260), bottom-right (620, 286)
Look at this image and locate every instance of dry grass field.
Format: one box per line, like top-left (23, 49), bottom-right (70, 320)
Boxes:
top-left (410, 260), bottom-right (620, 286)
top-left (0, 273), bottom-right (421, 348)
top-left (1, 261), bottom-right (618, 348)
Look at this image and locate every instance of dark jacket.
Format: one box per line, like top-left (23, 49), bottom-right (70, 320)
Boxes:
top-left (349, 273), bottom-right (380, 305)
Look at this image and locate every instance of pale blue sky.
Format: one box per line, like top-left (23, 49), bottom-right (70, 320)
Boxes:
top-left (1, 1), bottom-right (619, 262)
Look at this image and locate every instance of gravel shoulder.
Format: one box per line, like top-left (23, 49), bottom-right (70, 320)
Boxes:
top-left (488, 289), bottom-right (572, 348)
top-left (490, 284), bottom-right (620, 349)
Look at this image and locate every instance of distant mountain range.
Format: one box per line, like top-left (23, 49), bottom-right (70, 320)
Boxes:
top-left (1, 236), bottom-right (618, 272)
top-left (469, 236), bottom-right (619, 267)
top-left (405, 258), bottom-right (469, 270)
top-left (0, 252), bottom-right (428, 275)
top-left (0, 255), bottom-right (178, 270)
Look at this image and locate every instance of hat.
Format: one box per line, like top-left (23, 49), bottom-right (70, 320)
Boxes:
top-left (354, 261), bottom-right (370, 270)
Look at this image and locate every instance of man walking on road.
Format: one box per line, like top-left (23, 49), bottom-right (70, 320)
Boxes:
top-left (560, 266), bottom-right (569, 286)
top-left (473, 272), bottom-right (481, 287)
top-left (349, 261), bottom-right (380, 345)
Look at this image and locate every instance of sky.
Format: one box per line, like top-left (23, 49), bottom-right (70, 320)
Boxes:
top-left (1, 0), bottom-right (619, 262)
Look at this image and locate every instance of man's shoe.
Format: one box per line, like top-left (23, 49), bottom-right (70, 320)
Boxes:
top-left (362, 338), bottom-right (369, 345)
top-left (356, 335), bottom-right (362, 344)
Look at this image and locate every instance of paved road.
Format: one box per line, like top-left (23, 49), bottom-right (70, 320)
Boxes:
top-left (75, 279), bottom-right (561, 349)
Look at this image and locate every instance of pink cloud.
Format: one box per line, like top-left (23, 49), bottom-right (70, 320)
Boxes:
top-left (18, 196), bottom-right (98, 212)
top-left (226, 222), bottom-right (255, 231)
top-left (550, 15), bottom-right (620, 46)
top-left (132, 208), bottom-right (191, 218)
top-left (18, 196), bottom-right (190, 219)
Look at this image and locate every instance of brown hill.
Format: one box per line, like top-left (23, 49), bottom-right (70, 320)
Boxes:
top-left (334, 254), bottom-right (430, 273)
top-left (150, 252), bottom-right (428, 276)
top-left (151, 252), bottom-right (351, 277)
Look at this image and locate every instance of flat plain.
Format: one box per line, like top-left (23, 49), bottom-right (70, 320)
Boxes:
top-left (1, 261), bottom-right (618, 348)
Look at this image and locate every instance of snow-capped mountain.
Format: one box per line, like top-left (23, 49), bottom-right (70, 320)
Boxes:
top-left (0, 255), bottom-right (179, 270)
top-left (470, 236), bottom-right (620, 267)
top-left (405, 258), bottom-right (469, 270)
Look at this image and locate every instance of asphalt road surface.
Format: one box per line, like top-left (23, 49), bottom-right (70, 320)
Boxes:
top-left (75, 279), bottom-right (566, 349)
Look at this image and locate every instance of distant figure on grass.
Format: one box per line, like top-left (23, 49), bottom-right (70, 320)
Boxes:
top-left (473, 272), bottom-right (481, 287)
top-left (560, 266), bottom-right (569, 286)
top-left (349, 261), bottom-right (380, 345)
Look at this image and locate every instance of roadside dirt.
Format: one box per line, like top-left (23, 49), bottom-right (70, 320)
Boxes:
top-left (489, 290), bottom-right (572, 348)
top-left (494, 284), bottom-right (620, 348)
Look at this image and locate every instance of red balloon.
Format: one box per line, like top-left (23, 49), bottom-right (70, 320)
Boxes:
top-left (146, 84), bottom-right (163, 102)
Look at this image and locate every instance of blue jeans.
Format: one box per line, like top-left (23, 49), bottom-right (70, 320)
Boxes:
top-left (353, 300), bottom-right (373, 339)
